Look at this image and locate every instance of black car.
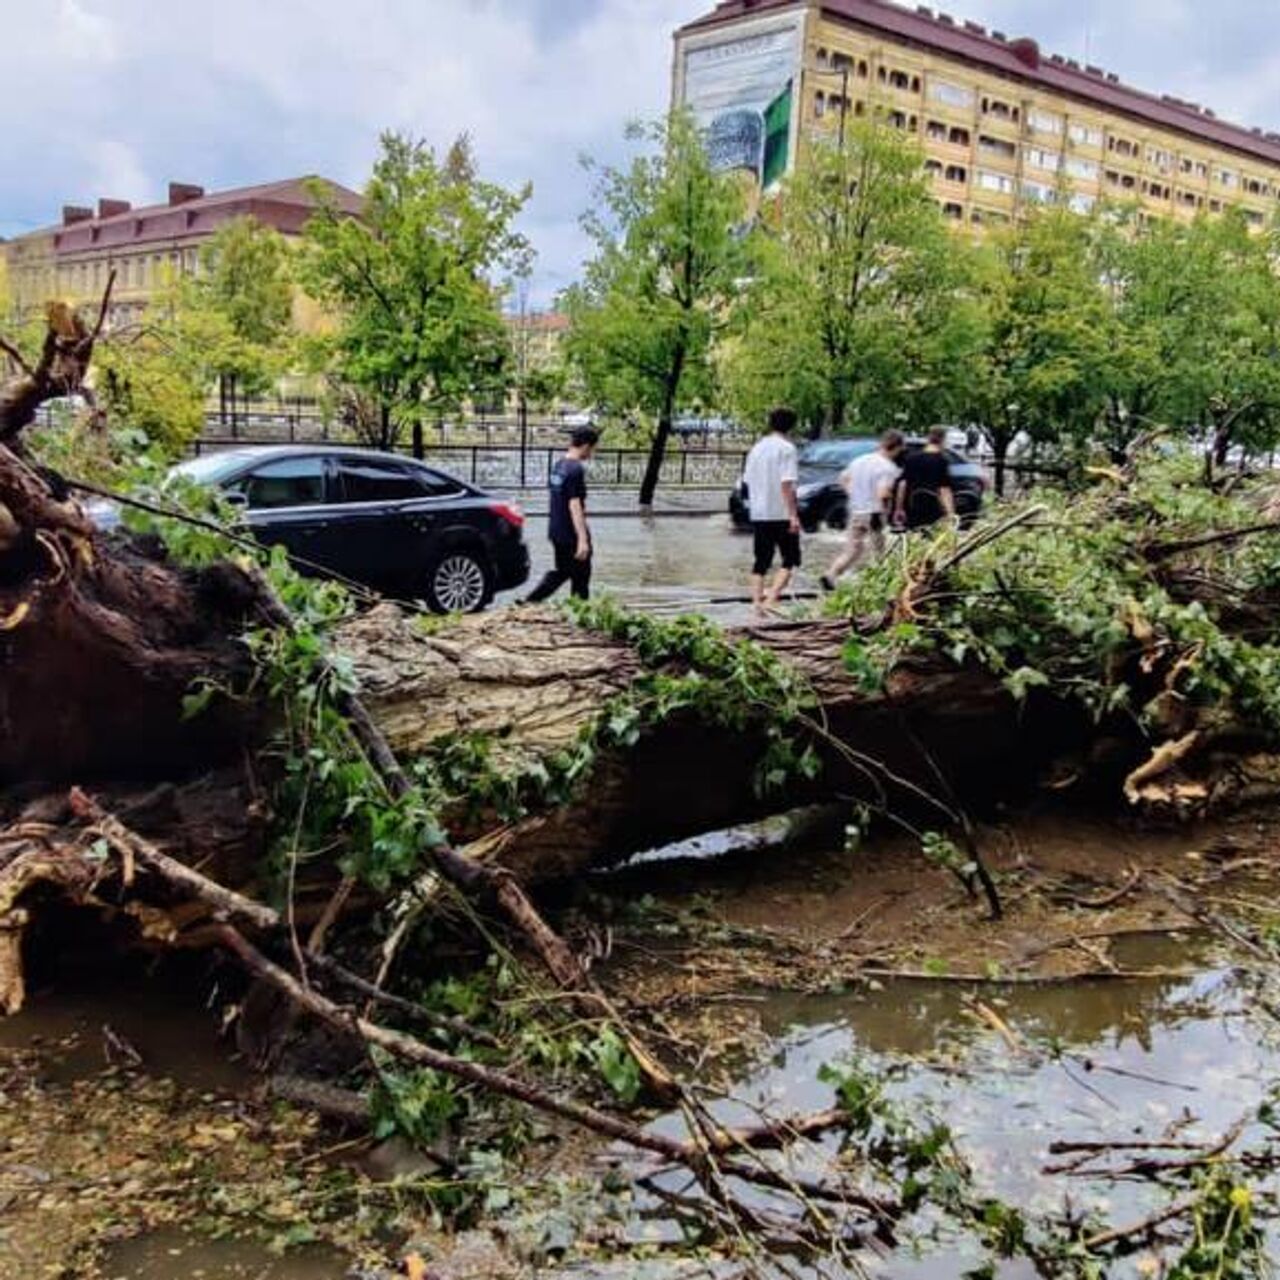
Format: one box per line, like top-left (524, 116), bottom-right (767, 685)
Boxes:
top-left (103, 446), bottom-right (530, 613)
top-left (730, 438), bottom-right (987, 532)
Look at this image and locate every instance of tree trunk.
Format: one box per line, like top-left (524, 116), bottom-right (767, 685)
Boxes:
top-left (412, 420), bottom-right (424, 460)
top-left (991, 432), bottom-right (1009, 498)
top-left (330, 604), bottom-right (1070, 884)
top-left (639, 364), bottom-right (683, 508)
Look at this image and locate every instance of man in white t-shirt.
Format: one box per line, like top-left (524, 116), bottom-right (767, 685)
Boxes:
top-left (820, 430), bottom-right (904, 590)
top-left (742, 407), bottom-right (801, 616)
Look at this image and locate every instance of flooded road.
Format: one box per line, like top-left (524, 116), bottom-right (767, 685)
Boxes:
top-left (496, 492), bottom-right (845, 620)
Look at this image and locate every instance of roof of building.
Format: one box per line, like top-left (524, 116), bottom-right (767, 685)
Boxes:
top-left (13, 176), bottom-right (363, 257)
top-left (506, 311), bottom-right (571, 333)
top-left (678, 0), bottom-right (1280, 169)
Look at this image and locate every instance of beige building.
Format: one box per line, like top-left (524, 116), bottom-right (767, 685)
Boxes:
top-left (2, 177), bottom-right (362, 329)
top-left (674, 0), bottom-right (1280, 230)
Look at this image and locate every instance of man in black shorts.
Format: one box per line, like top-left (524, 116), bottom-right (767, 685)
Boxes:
top-left (741, 407), bottom-right (801, 616)
top-left (893, 426), bottom-right (955, 531)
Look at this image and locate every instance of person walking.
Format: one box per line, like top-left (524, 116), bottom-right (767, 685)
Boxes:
top-left (742, 407), bottom-right (802, 617)
top-left (893, 426), bottom-right (956, 531)
top-left (524, 426), bottom-right (599, 603)
top-left (820, 430), bottom-right (904, 590)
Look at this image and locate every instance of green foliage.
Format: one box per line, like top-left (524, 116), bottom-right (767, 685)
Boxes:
top-left (564, 597), bottom-right (820, 797)
top-left (563, 111), bottom-right (748, 502)
top-left (301, 132), bottom-right (530, 450)
top-left (827, 454), bottom-right (1280, 743)
top-left (94, 338), bottom-right (206, 460)
top-left (196, 216), bottom-right (295, 348)
top-left (725, 120), bottom-right (983, 436)
top-left (965, 206), bottom-right (1112, 479)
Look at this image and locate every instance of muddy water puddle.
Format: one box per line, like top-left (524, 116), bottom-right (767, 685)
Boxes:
top-left (637, 934), bottom-right (1278, 1278)
top-left (100, 1227), bottom-right (351, 1279)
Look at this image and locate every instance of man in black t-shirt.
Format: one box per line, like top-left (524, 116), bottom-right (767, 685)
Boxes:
top-left (893, 426), bottom-right (955, 531)
top-left (525, 427), bottom-right (599, 603)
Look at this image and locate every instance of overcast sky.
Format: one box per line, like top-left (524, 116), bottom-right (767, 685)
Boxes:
top-left (4, 0), bottom-right (1280, 304)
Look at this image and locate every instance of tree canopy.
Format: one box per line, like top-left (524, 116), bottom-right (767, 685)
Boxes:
top-left (726, 120), bottom-right (983, 439)
top-left (563, 112), bottom-right (748, 506)
top-left (301, 132), bottom-right (530, 454)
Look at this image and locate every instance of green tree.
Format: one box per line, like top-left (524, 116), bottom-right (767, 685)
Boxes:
top-left (174, 216), bottom-right (297, 421)
top-left (727, 120), bottom-right (982, 440)
top-left (563, 112), bottom-right (747, 507)
top-left (301, 132), bottom-right (530, 456)
top-left (966, 205), bottom-right (1110, 490)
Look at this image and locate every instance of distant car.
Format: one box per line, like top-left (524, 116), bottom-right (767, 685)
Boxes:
top-left (674, 415), bottom-right (739, 439)
top-left (729, 437), bottom-right (986, 532)
top-left (93, 446), bottom-right (530, 613)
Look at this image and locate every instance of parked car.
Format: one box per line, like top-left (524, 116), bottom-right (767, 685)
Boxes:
top-left (93, 446), bottom-right (530, 613)
top-left (729, 437), bottom-right (986, 532)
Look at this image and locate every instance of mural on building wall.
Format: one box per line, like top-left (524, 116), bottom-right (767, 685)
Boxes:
top-left (680, 20), bottom-right (802, 215)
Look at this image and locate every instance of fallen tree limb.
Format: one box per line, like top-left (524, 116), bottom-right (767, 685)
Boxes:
top-left (209, 920), bottom-right (898, 1223)
top-left (66, 790), bottom-right (498, 1048)
top-left (249, 572), bottom-right (680, 1103)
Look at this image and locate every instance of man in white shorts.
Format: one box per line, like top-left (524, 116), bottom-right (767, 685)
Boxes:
top-left (820, 430), bottom-right (904, 590)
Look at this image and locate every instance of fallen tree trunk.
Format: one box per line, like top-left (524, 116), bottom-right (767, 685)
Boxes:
top-left (332, 604), bottom-right (1061, 883)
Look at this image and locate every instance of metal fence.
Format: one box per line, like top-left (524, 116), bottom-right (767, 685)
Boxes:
top-left (189, 437), bottom-right (749, 490)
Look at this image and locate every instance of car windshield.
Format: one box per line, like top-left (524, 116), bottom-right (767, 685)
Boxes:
top-left (170, 452), bottom-right (260, 487)
top-left (800, 440), bottom-right (876, 467)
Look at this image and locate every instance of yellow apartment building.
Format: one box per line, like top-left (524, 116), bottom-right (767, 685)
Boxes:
top-left (2, 176), bottom-right (362, 331)
top-left (673, 0), bottom-right (1280, 231)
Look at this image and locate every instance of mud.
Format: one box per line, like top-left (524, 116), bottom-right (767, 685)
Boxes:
top-left (5, 805), bottom-right (1280, 1278)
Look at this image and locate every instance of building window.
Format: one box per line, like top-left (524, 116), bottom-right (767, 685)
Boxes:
top-left (1027, 108), bottom-right (1063, 135)
top-left (1068, 193), bottom-right (1096, 214)
top-left (977, 169), bottom-right (1015, 194)
top-left (1218, 168), bottom-right (1239, 189)
top-left (929, 80), bottom-right (974, 109)
top-left (1245, 209), bottom-right (1265, 227)
top-left (1178, 190), bottom-right (1203, 208)
top-left (1026, 146), bottom-right (1060, 172)
top-left (1244, 177), bottom-right (1268, 197)
top-left (947, 125), bottom-right (970, 146)
top-left (981, 96), bottom-right (1018, 122)
top-left (1022, 179), bottom-right (1055, 204)
top-left (1109, 136), bottom-right (1139, 158)
top-left (1142, 180), bottom-right (1171, 200)
top-left (1146, 146), bottom-right (1173, 173)
top-left (1065, 156), bottom-right (1099, 180)
top-left (926, 119), bottom-right (948, 141)
top-left (1179, 157), bottom-right (1194, 175)
top-left (814, 91), bottom-right (826, 119)
top-left (1195, 161), bottom-right (1209, 178)
top-left (977, 135), bottom-right (1016, 160)
top-left (1209, 198), bottom-right (1224, 213)
top-left (924, 158), bottom-right (944, 176)
top-left (1069, 122), bottom-right (1104, 147)
top-left (945, 164), bottom-right (968, 184)
top-left (941, 202), bottom-right (964, 220)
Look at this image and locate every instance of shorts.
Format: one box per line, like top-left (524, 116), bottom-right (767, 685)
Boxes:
top-left (752, 521), bottom-right (802, 576)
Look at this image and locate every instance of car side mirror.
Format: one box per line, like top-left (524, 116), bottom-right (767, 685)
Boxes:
top-left (223, 490), bottom-right (249, 510)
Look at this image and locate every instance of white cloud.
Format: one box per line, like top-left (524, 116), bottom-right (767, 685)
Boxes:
top-left (5, 0), bottom-right (1280, 297)
top-left (86, 139), bottom-right (154, 206)
top-left (54, 0), bottom-right (118, 63)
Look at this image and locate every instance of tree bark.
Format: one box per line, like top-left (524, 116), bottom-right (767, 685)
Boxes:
top-left (331, 604), bottom-right (1054, 884)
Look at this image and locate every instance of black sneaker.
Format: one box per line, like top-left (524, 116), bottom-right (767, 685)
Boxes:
top-left (819, 575), bottom-right (836, 592)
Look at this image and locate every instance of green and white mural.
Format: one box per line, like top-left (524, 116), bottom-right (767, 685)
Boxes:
top-left (679, 17), bottom-right (803, 210)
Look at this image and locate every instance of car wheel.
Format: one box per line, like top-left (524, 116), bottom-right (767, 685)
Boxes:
top-left (425, 548), bottom-right (492, 614)
top-left (824, 502), bottom-right (848, 531)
